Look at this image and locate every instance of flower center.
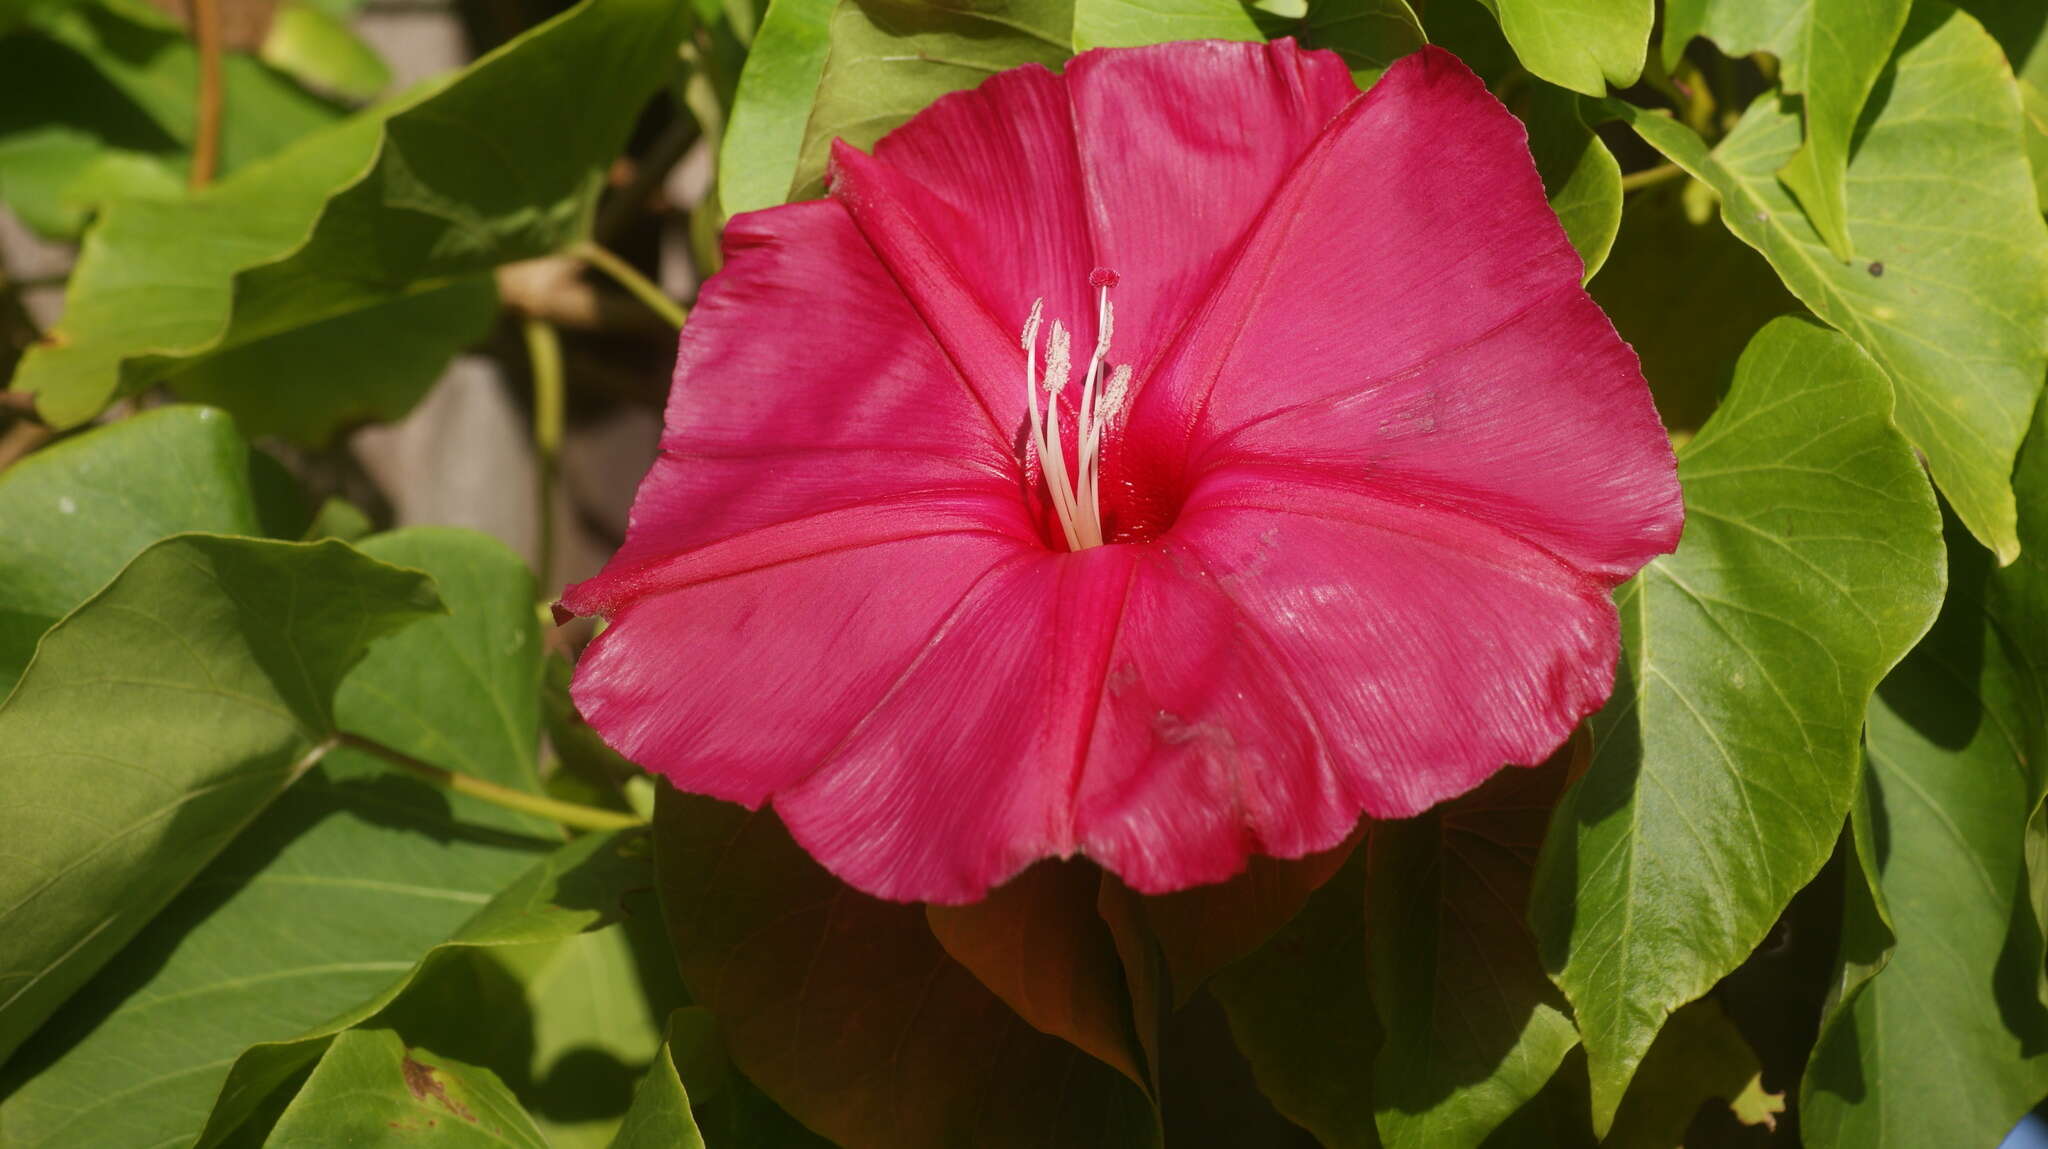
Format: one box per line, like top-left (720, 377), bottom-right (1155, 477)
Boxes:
top-left (1021, 268), bottom-right (1133, 551)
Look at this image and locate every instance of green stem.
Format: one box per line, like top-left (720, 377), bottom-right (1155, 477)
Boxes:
top-left (523, 316), bottom-right (564, 588)
top-left (574, 240), bottom-right (687, 329)
top-left (1620, 162), bottom-right (1686, 193)
top-left (338, 730), bottom-right (646, 831)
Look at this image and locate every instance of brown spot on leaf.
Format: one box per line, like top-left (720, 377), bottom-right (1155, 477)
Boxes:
top-left (1868, 260), bottom-right (1885, 277)
top-left (400, 1056), bottom-right (478, 1123)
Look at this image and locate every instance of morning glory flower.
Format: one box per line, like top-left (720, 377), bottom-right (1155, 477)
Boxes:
top-left (558, 40), bottom-right (1683, 903)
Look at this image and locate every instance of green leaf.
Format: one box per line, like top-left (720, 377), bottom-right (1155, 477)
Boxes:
top-left (1610, 1), bottom-right (2048, 563)
top-left (652, 790), bottom-right (1160, 1149)
top-left (1210, 853), bottom-right (1379, 1149)
top-left (264, 1027), bottom-right (550, 1147)
top-left (257, 0), bottom-right (391, 103)
top-left (1662, 0), bottom-right (1916, 258)
top-left (1483, 0), bottom-right (1650, 96)
top-left (1660, 0), bottom-right (1803, 72)
top-left (1587, 181), bottom-right (1800, 434)
top-left (0, 528), bottom-right (572, 1149)
top-left (790, 0), bottom-right (1071, 203)
top-left (1604, 998), bottom-right (1783, 1147)
top-left (28, 3), bottom-right (348, 176)
top-left (1370, 755), bottom-right (1580, 1149)
top-left (168, 278), bottom-right (498, 446)
top-left (375, 895), bottom-right (687, 1148)
top-left (1958, 0), bottom-right (2048, 205)
top-left (1527, 316), bottom-right (1946, 1131)
top-left (0, 406), bottom-right (263, 694)
top-left (0, 535), bottom-right (439, 1071)
top-left (717, 0), bottom-right (835, 214)
top-left (608, 1013), bottom-right (710, 1149)
top-left (193, 830), bottom-right (646, 1148)
top-left (1521, 84), bottom-right (1621, 280)
top-left (1776, 0), bottom-right (1913, 260)
top-left (1295, 0), bottom-right (1429, 84)
top-left (12, 0), bottom-right (689, 430)
top-left (1801, 423), bottom-right (2048, 1146)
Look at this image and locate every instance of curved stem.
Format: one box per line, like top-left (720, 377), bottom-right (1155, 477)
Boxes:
top-left (1620, 162), bottom-right (1685, 193)
top-left (523, 316), bottom-right (564, 587)
top-left (337, 731), bottom-right (646, 831)
top-left (574, 240), bottom-right (687, 329)
top-left (189, 0), bottom-right (223, 189)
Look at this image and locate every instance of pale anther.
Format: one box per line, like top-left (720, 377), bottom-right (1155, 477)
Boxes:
top-left (1018, 274), bottom-right (1130, 551)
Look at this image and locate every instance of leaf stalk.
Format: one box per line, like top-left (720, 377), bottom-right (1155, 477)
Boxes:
top-left (337, 730), bottom-right (646, 831)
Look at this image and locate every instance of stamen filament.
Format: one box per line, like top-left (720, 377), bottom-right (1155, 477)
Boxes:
top-left (1019, 273), bottom-right (1129, 551)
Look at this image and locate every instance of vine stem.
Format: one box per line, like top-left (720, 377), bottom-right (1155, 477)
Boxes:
top-left (1620, 162), bottom-right (1685, 193)
top-left (337, 730), bottom-right (646, 831)
top-left (189, 0), bottom-right (223, 189)
top-left (523, 316), bottom-right (564, 588)
top-left (574, 240), bottom-right (687, 329)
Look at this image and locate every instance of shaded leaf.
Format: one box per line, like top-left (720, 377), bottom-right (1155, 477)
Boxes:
top-left (378, 892), bottom-right (691, 1149)
top-left (1520, 82), bottom-right (1621, 280)
top-left (1605, 998), bottom-right (1782, 1147)
top-left (1587, 181), bottom-right (1800, 434)
top-left (24, 2), bottom-right (346, 178)
top-left (0, 529), bottom-right (581, 1149)
top-left (264, 1027), bottom-right (550, 1147)
top-left (1210, 852), bottom-right (1379, 1149)
top-left (0, 406), bottom-right (264, 694)
top-left (1158, 989), bottom-right (1320, 1149)
top-left (1528, 317), bottom-right (1946, 1130)
top-left (609, 1013), bottom-right (710, 1149)
top-left (192, 830), bottom-right (645, 1148)
top-left (0, 535), bottom-right (438, 1069)
top-left (1801, 430), bottom-right (2048, 1146)
top-left (926, 859), bottom-right (1152, 1092)
top-left (13, 0), bottom-right (688, 429)
top-left (1138, 837), bottom-right (1358, 1006)
top-left (1611, 1), bottom-right (2048, 562)
top-left (1370, 752), bottom-right (1580, 1149)
top-left (169, 277), bottom-right (498, 447)
top-left (652, 789), bottom-right (1160, 1149)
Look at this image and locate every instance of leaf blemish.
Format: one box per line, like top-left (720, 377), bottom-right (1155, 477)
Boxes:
top-left (400, 1056), bottom-right (477, 1123)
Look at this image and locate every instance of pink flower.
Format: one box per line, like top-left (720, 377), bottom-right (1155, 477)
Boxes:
top-left (559, 40), bottom-right (1682, 904)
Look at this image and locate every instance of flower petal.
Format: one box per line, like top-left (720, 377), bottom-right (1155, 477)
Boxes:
top-left (1072, 465), bottom-right (1622, 892)
top-left (774, 546), bottom-right (1139, 903)
top-left (830, 38), bottom-right (1358, 379)
top-left (1123, 46), bottom-right (1681, 578)
top-left (569, 531), bottom-right (1028, 810)
top-left (559, 200), bottom-right (1028, 616)
top-left (1065, 39), bottom-right (1358, 372)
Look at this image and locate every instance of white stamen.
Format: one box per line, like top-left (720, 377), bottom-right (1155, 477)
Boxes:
top-left (1100, 364), bottom-right (1134, 423)
top-left (1045, 322), bottom-right (1072, 395)
top-left (1017, 276), bottom-right (1132, 551)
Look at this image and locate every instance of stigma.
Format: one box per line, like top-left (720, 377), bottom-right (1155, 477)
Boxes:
top-left (1021, 270), bottom-right (1133, 551)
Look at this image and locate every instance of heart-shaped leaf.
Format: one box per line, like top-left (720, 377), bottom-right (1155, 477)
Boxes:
top-left (1528, 316), bottom-right (1946, 1130)
top-left (0, 534), bottom-right (439, 1069)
